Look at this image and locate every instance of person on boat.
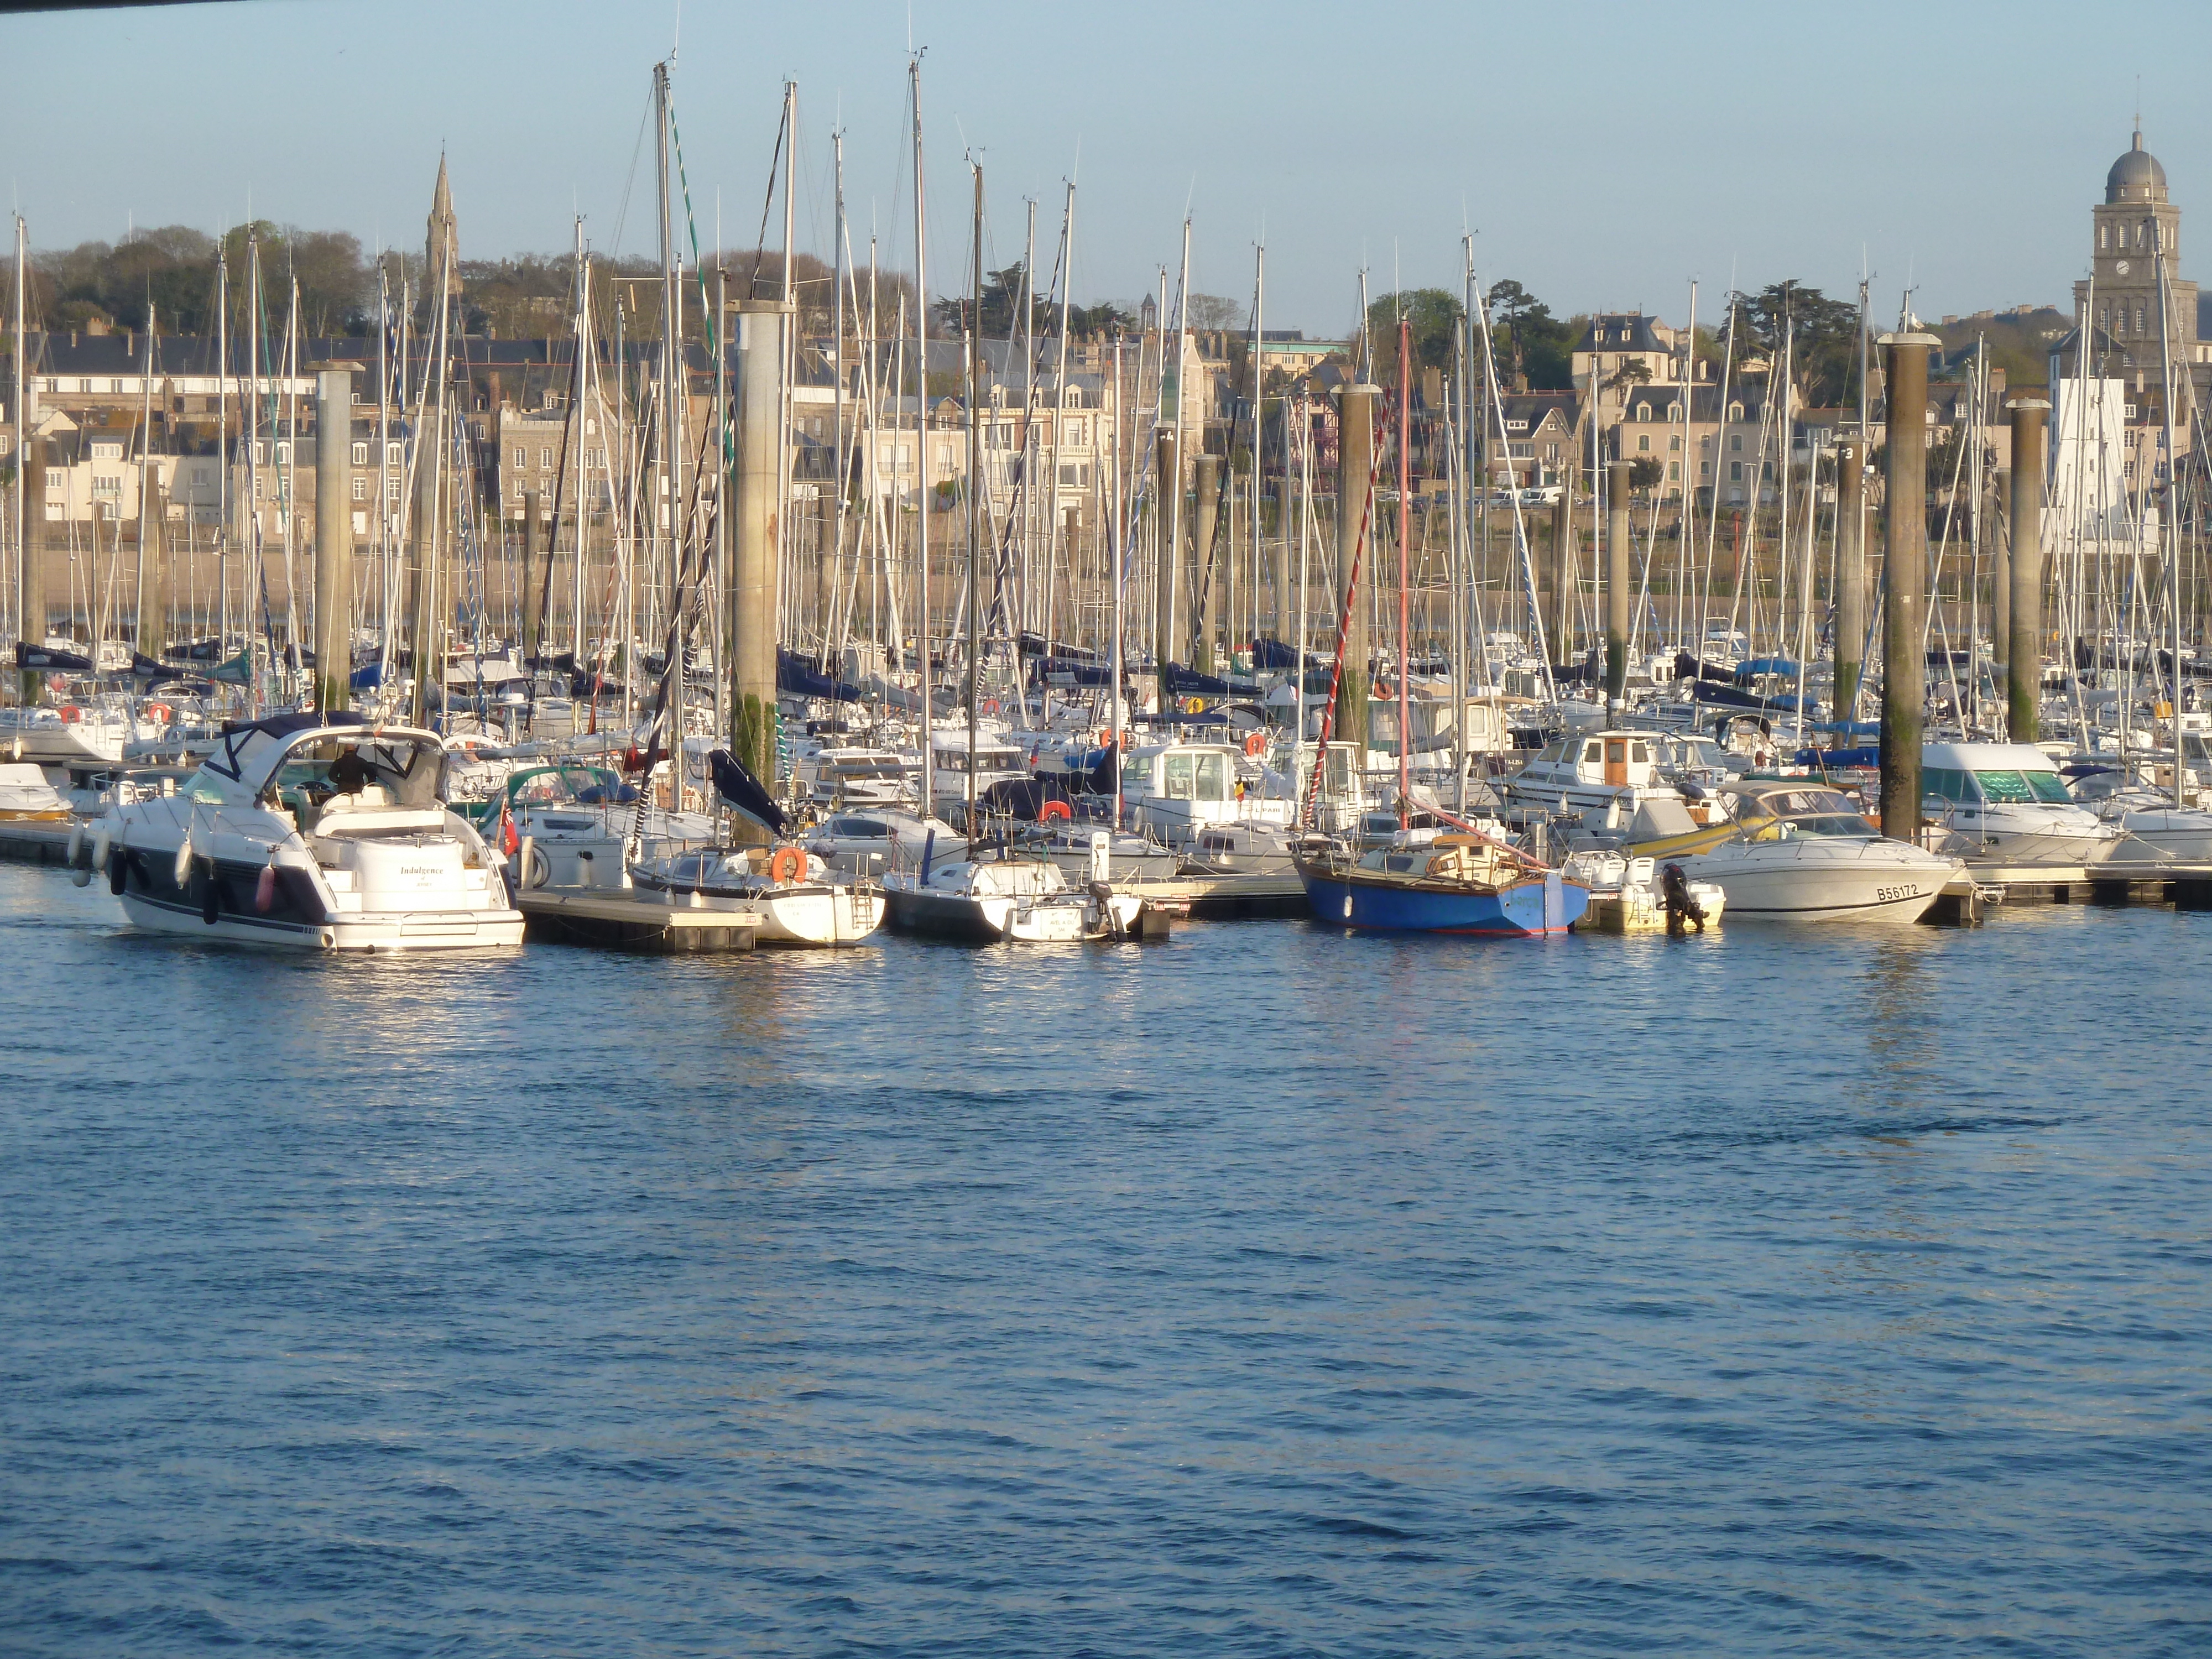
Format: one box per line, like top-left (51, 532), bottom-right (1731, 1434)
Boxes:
top-left (327, 748), bottom-right (376, 796)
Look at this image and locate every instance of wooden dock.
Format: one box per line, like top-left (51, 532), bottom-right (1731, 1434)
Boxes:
top-left (515, 888), bottom-right (763, 953)
top-left (1937, 862), bottom-right (2212, 918)
top-left (0, 823), bottom-right (75, 865)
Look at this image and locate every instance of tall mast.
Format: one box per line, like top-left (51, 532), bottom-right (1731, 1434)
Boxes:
top-left (136, 301), bottom-right (155, 661)
top-left (832, 128), bottom-right (848, 672)
top-left (1396, 317), bottom-right (1412, 827)
top-left (1044, 180), bottom-right (1073, 677)
top-left (1252, 242), bottom-right (1265, 658)
top-left (965, 160), bottom-right (983, 855)
top-left (654, 60), bottom-right (684, 791)
top-left (2155, 215), bottom-right (2185, 802)
top-left (13, 213), bottom-right (27, 666)
top-left (216, 245), bottom-right (229, 656)
top-left (910, 55), bottom-right (932, 821)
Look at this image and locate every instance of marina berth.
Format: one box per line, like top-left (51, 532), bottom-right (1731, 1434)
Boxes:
top-left (100, 712), bottom-right (523, 951)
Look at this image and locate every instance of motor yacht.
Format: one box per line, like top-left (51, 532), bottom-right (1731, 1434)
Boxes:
top-left (100, 711), bottom-right (524, 950)
top-left (1922, 743), bottom-right (2126, 868)
top-left (1677, 780), bottom-right (1961, 923)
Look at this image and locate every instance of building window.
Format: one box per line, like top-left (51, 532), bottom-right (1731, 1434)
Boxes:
top-left (1728, 403), bottom-right (1744, 422)
top-left (1730, 461), bottom-right (1742, 482)
top-left (1700, 461), bottom-right (1712, 479)
top-left (540, 447), bottom-right (553, 468)
top-left (1668, 462), bottom-right (1679, 481)
top-left (387, 479), bottom-right (401, 502)
top-left (2100, 223), bottom-right (2109, 250)
top-left (1637, 435), bottom-right (1650, 452)
top-left (351, 442), bottom-right (368, 466)
top-left (2137, 306), bottom-right (2146, 334)
top-left (1669, 436), bottom-right (1682, 452)
top-left (351, 477), bottom-right (367, 500)
top-left (1729, 435), bottom-right (1743, 453)
top-left (513, 445), bottom-right (525, 468)
top-left (1635, 404), bottom-right (1651, 421)
top-left (387, 443), bottom-right (403, 466)
top-left (275, 442), bottom-right (289, 465)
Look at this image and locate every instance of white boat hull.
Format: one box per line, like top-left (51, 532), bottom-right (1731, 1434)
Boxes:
top-left (1687, 841), bottom-right (1959, 924)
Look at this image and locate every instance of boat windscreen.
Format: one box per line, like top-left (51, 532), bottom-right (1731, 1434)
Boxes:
top-left (1975, 768), bottom-right (2073, 805)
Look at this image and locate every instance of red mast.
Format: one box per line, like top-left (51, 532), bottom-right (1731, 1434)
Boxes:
top-left (1396, 318), bottom-right (1413, 828)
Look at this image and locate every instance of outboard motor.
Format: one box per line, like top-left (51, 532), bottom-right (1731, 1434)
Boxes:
top-left (1661, 861), bottom-right (1707, 936)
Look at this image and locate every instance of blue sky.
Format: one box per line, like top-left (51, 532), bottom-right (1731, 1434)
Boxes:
top-left (2, 0), bottom-right (2203, 334)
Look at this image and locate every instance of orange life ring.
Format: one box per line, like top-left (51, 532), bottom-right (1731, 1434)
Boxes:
top-left (1040, 799), bottom-right (1072, 825)
top-left (769, 847), bottom-right (807, 885)
top-left (58, 705), bottom-right (81, 723)
top-left (1243, 731), bottom-right (1267, 758)
top-left (144, 702), bottom-right (173, 724)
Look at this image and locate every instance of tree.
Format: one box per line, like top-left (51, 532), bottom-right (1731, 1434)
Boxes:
top-left (1731, 280), bottom-right (1861, 406)
top-left (1187, 293), bottom-right (1245, 331)
top-left (1484, 279), bottom-right (1576, 389)
top-left (1363, 288), bottom-right (1466, 380)
top-left (1628, 456), bottom-right (1665, 493)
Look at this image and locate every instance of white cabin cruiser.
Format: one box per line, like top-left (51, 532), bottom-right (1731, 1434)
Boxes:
top-left (100, 712), bottom-right (524, 950)
top-left (1922, 743), bottom-right (2126, 868)
top-left (1119, 739), bottom-right (1297, 850)
top-left (1678, 781), bottom-right (1961, 924)
top-left (1505, 729), bottom-right (1716, 823)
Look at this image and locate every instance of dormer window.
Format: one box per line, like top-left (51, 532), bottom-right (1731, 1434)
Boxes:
top-left (1635, 404), bottom-right (1651, 422)
top-left (1505, 418), bottom-right (1528, 433)
top-left (1667, 403), bottom-right (1682, 421)
top-left (1728, 402), bottom-right (1744, 422)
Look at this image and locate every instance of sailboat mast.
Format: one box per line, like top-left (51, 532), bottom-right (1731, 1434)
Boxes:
top-left (11, 214), bottom-right (23, 664)
top-left (136, 302), bottom-right (155, 662)
top-left (1252, 243), bottom-right (1265, 658)
top-left (965, 160), bottom-right (983, 855)
top-left (910, 56), bottom-right (933, 820)
top-left (1396, 317), bottom-right (1412, 827)
top-left (2155, 217), bottom-right (2185, 802)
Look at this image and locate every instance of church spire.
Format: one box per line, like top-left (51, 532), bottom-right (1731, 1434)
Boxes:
top-left (426, 152), bottom-right (461, 301)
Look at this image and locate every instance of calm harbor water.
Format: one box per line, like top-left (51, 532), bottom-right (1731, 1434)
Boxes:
top-left (3, 861), bottom-right (2209, 1656)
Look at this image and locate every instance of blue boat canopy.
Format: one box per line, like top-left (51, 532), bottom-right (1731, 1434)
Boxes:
top-left (1735, 656), bottom-right (1799, 677)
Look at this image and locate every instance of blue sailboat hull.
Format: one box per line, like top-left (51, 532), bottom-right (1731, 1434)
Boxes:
top-left (1298, 867), bottom-right (1587, 936)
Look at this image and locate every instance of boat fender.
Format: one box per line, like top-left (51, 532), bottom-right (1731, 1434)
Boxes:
top-left (1183, 697), bottom-right (1205, 716)
top-left (200, 863), bottom-right (220, 926)
top-left (255, 861), bottom-right (277, 914)
top-left (108, 847), bottom-right (128, 895)
top-left (769, 846), bottom-right (807, 885)
top-left (173, 836), bottom-right (192, 890)
top-left (1039, 799), bottom-right (1072, 825)
top-left (1244, 731), bottom-right (1267, 758)
top-left (91, 823), bottom-right (111, 874)
top-left (66, 822), bottom-right (85, 869)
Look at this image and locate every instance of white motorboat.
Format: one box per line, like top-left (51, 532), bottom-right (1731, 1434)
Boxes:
top-left (1504, 729), bottom-right (1720, 824)
top-left (1678, 781), bottom-right (1962, 924)
top-left (624, 845), bottom-right (883, 947)
top-left (100, 711), bottom-right (524, 950)
top-left (1922, 743), bottom-right (2127, 868)
top-left (882, 834), bottom-right (1141, 943)
top-left (2070, 773), bottom-right (2212, 863)
top-left (0, 761), bottom-right (72, 831)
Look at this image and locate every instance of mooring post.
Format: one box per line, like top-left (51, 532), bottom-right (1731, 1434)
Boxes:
top-left (2008, 399), bottom-right (2049, 744)
top-left (1879, 331), bottom-right (1940, 842)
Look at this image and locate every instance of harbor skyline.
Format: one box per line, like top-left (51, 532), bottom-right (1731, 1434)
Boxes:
top-left (3, 0), bottom-right (2206, 333)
